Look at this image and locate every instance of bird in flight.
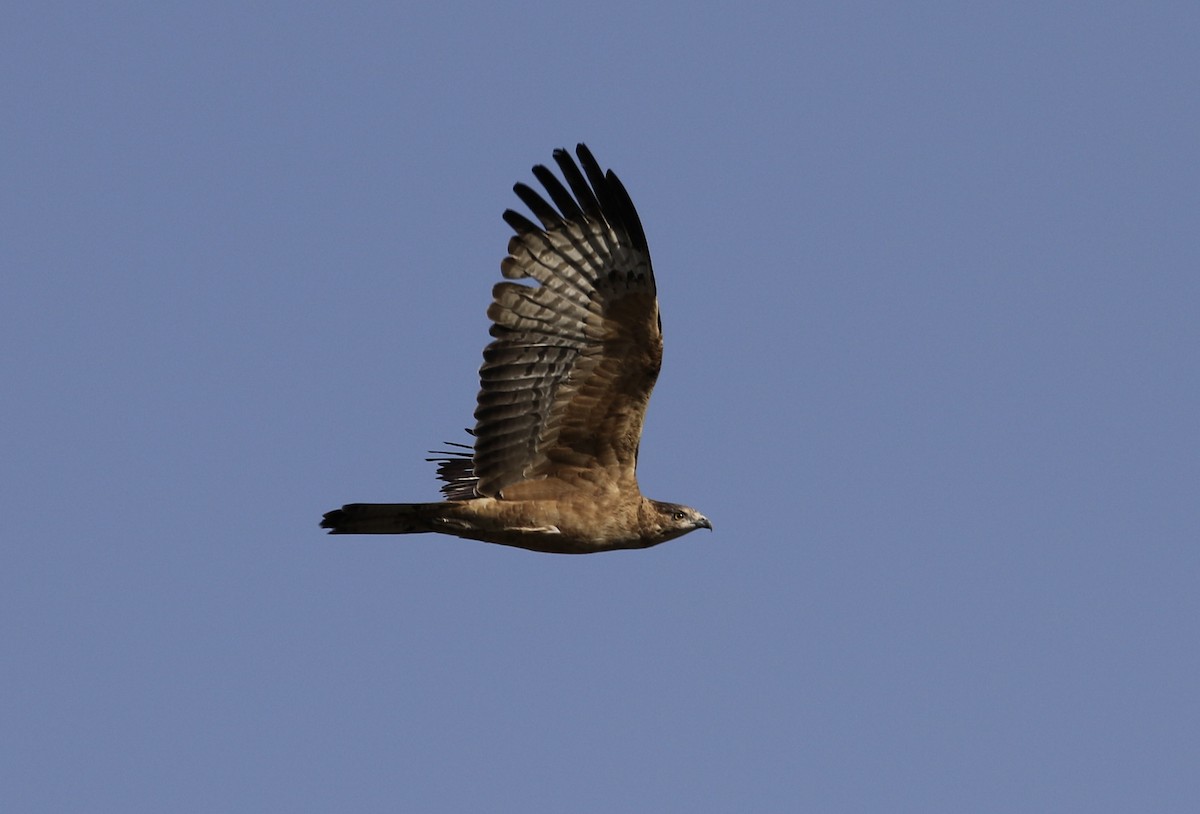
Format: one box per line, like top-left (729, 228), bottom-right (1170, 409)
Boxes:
top-left (321, 144), bottom-right (710, 553)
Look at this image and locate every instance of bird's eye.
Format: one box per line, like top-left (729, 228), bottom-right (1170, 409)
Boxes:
top-left (673, 511), bottom-right (687, 521)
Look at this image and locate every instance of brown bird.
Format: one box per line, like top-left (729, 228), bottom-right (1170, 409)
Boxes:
top-left (321, 144), bottom-right (710, 553)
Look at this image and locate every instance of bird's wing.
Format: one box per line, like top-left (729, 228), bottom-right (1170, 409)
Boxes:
top-left (443, 144), bottom-right (661, 500)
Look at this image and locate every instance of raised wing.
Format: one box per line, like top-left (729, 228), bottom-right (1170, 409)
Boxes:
top-left (437, 145), bottom-right (662, 500)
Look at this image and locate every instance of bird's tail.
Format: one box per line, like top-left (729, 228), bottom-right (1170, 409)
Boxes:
top-left (320, 502), bottom-right (447, 535)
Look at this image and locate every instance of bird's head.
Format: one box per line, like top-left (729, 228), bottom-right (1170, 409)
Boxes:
top-left (643, 499), bottom-right (712, 545)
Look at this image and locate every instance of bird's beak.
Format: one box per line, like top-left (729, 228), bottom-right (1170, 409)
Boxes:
top-left (696, 516), bottom-right (712, 531)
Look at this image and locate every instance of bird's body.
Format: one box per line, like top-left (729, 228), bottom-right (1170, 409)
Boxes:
top-left (321, 145), bottom-right (709, 553)
top-left (322, 495), bottom-right (700, 554)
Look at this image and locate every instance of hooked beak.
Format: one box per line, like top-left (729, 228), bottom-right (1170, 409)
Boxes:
top-left (696, 516), bottom-right (712, 531)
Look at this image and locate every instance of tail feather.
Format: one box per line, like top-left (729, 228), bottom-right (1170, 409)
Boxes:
top-left (320, 502), bottom-right (445, 535)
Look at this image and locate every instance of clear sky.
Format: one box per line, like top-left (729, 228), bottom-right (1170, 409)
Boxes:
top-left (4, 2), bottom-right (1198, 811)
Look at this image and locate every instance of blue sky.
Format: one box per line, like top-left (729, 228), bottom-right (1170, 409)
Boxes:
top-left (4, 2), bottom-right (1198, 811)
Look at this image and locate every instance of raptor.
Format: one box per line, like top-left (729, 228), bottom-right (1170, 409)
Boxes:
top-left (321, 145), bottom-right (710, 553)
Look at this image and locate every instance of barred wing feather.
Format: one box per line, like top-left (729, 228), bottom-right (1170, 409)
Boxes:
top-left (455, 144), bottom-right (662, 499)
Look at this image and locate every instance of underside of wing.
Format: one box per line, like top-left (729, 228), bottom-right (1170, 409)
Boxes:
top-left (436, 144), bottom-right (662, 500)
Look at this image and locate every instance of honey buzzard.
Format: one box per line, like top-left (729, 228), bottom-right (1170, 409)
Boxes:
top-left (321, 145), bottom-right (710, 553)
